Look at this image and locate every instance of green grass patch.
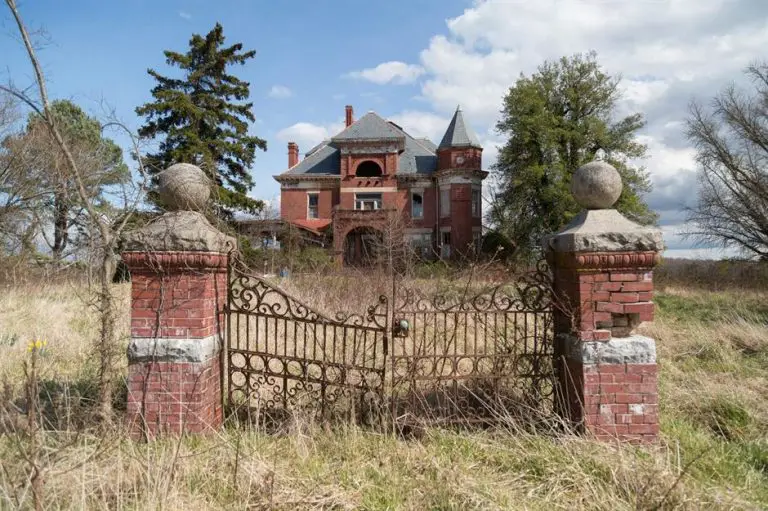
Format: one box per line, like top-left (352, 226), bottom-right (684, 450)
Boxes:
top-left (655, 292), bottom-right (768, 324)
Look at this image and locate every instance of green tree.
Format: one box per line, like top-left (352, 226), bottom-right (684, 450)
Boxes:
top-left (136, 22), bottom-right (266, 216)
top-left (490, 52), bottom-right (655, 262)
top-left (19, 100), bottom-right (128, 260)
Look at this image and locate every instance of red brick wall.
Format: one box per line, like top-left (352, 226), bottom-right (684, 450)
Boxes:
top-left (123, 251), bottom-right (228, 439)
top-left (551, 254), bottom-right (657, 341)
top-left (449, 183), bottom-right (477, 256)
top-left (126, 357), bottom-right (222, 439)
top-left (129, 269), bottom-right (227, 339)
top-left (550, 250), bottom-right (661, 443)
top-left (563, 360), bottom-right (659, 443)
top-left (437, 148), bottom-right (482, 170)
top-left (280, 188), bottom-right (335, 222)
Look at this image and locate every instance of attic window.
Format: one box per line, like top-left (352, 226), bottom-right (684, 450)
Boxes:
top-left (356, 160), bottom-right (383, 178)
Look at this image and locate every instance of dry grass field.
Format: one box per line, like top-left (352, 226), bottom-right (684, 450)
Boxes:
top-left (0, 271), bottom-right (767, 510)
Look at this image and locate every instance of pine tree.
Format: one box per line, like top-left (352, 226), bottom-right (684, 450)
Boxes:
top-left (490, 52), bottom-right (656, 262)
top-left (136, 23), bottom-right (265, 216)
top-left (15, 100), bottom-right (128, 261)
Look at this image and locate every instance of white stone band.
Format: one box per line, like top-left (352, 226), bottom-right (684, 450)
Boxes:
top-left (127, 335), bottom-right (221, 364)
top-left (562, 334), bottom-right (657, 365)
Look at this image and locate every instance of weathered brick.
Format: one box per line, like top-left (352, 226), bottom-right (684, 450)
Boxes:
top-left (610, 273), bottom-right (639, 282)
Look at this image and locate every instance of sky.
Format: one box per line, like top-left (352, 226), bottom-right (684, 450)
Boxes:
top-left (2, 0), bottom-right (767, 259)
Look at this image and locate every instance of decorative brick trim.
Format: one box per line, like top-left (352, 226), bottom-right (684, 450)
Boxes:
top-left (550, 251), bottom-right (661, 270)
top-left (122, 251), bottom-right (228, 273)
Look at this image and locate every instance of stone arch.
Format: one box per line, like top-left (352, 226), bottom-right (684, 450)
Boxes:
top-left (355, 160), bottom-right (383, 178)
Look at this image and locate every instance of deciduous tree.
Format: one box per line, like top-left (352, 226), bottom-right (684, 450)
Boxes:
top-left (490, 52), bottom-right (655, 262)
top-left (685, 63), bottom-right (768, 260)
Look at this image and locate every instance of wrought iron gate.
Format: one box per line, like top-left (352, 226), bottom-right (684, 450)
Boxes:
top-left (226, 266), bottom-right (389, 422)
top-left (225, 260), bottom-right (554, 427)
top-left (389, 261), bottom-right (555, 427)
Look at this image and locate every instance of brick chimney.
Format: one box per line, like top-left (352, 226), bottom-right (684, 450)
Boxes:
top-left (345, 105), bottom-right (354, 127)
top-left (288, 142), bottom-right (299, 168)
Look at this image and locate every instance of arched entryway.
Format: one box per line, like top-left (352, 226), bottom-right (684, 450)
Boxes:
top-left (344, 227), bottom-right (383, 266)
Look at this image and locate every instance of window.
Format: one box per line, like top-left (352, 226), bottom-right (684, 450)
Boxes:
top-left (307, 193), bottom-right (319, 219)
top-left (355, 193), bottom-right (382, 210)
top-left (440, 188), bottom-right (450, 217)
top-left (472, 188), bottom-right (481, 217)
top-left (411, 192), bottom-right (423, 218)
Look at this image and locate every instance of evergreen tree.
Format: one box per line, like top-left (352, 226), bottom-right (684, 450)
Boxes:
top-left (490, 52), bottom-right (656, 262)
top-left (136, 23), bottom-right (265, 216)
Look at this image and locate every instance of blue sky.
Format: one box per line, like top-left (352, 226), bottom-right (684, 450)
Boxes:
top-left (3, 0), bottom-right (768, 259)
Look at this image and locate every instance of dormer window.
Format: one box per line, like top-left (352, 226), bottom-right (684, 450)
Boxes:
top-left (355, 160), bottom-right (383, 178)
top-left (355, 193), bottom-right (382, 210)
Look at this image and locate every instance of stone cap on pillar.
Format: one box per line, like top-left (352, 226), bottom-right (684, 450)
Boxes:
top-left (544, 158), bottom-right (663, 254)
top-left (122, 163), bottom-right (236, 254)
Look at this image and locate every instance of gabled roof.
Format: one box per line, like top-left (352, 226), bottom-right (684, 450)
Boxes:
top-left (438, 106), bottom-right (482, 150)
top-left (331, 111), bottom-right (405, 142)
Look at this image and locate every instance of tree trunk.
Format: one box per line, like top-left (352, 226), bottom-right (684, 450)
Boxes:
top-left (97, 247), bottom-right (117, 421)
top-left (52, 190), bottom-right (68, 261)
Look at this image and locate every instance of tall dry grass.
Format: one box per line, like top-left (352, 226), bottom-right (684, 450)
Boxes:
top-left (0, 277), bottom-right (766, 509)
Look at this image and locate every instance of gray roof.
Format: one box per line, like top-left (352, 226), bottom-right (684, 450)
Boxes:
top-left (389, 123), bottom-right (436, 175)
top-left (285, 142), bottom-right (340, 175)
top-left (438, 106), bottom-right (482, 149)
top-left (417, 138), bottom-right (437, 152)
top-left (331, 112), bottom-right (405, 142)
top-left (279, 109), bottom-right (484, 177)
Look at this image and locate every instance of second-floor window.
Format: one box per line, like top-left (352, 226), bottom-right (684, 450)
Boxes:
top-left (355, 193), bottom-right (382, 210)
top-left (472, 188), bottom-right (481, 217)
top-left (411, 192), bottom-right (423, 218)
top-left (307, 193), bottom-right (319, 219)
top-left (440, 188), bottom-right (450, 217)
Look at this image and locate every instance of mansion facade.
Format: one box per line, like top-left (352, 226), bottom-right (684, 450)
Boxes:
top-left (274, 105), bottom-right (487, 265)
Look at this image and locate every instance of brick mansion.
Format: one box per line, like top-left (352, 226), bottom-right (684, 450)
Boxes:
top-left (272, 105), bottom-right (487, 265)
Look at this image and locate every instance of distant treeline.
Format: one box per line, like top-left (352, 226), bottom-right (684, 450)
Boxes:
top-left (655, 258), bottom-right (768, 291)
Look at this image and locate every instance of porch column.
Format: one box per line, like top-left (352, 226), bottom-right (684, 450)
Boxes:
top-left (545, 159), bottom-right (664, 443)
top-left (122, 163), bottom-right (235, 440)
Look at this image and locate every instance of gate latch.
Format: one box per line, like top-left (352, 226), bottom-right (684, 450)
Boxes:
top-left (392, 318), bottom-right (410, 338)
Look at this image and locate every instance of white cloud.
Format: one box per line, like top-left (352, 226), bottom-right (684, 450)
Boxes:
top-left (388, 111), bottom-right (449, 142)
top-left (275, 121), bottom-right (345, 151)
top-left (268, 85), bottom-right (293, 99)
top-left (345, 61), bottom-right (425, 85)
top-left (341, 0), bottom-right (767, 256)
top-left (178, 11), bottom-right (192, 20)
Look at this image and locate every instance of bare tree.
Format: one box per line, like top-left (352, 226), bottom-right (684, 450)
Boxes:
top-left (685, 63), bottom-right (768, 260)
top-left (2, 0), bottom-right (147, 419)
top-left (0, 94), bottom-right (46, 256)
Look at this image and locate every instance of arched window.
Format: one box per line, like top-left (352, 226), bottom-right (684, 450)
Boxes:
top-left (355, 160), bottom-right (383, 178)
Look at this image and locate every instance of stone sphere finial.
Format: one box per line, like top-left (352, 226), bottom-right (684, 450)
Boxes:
top-left (571, 159), bottom-right (623, 209)
top-left (157, 163), bottom-right (211, 211)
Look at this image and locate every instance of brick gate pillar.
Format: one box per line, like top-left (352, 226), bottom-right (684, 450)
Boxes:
top-left (544, 159), bottom-right (664, 443)
top-left (121, 163), bottom-right (235, 440)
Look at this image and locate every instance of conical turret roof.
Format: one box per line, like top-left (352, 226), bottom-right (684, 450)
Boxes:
top-left (438, 106), bottom-right (482, 149)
